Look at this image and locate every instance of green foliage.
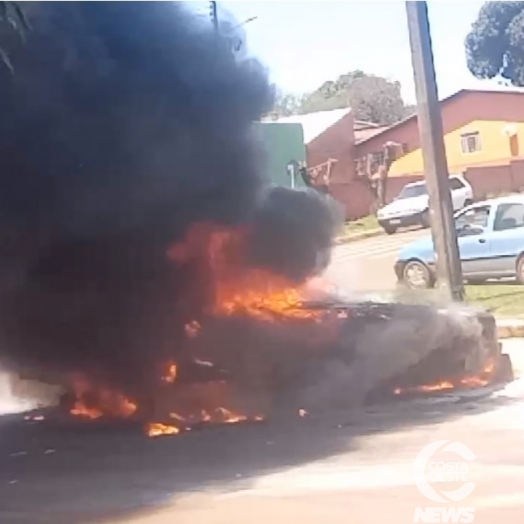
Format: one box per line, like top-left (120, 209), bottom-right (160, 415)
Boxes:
top-left (272, 70), bottom-right (411, 125)
top-left (403, 104), bottom-right (417, 119)
top-left (465, 2), bottom-right (524, 85)
top-left (465, 283), bottom-right (524, 318)
top-left (272, 91), bottom-right (308, 117)
top-left (342, 214), bottom-right (379, 236)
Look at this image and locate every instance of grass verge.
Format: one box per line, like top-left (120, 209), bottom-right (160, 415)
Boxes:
top-left (465, 284), bottom-right (524, 318)
top-left (343, 215), bottom-right (380, 237)
top-left (392, 282), bottom-right (524, 319)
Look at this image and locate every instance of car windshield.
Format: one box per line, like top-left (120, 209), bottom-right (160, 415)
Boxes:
top-left (396, 183), bottom-right (427, 199)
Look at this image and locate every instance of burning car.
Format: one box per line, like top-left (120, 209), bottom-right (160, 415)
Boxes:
top-left (9, 264), bottom-right (515, 437)
top-left (0, 2), bottom-right (513, 438)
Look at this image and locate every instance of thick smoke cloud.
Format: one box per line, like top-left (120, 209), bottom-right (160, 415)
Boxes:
top-left (0, 2), bottom-right (272, 240)
top-left (292, 304), bottom-right (487, 411)
top-left (0, 2), bottom-right (340, 407)
top-left (249, 187), bottom-right (343, 282)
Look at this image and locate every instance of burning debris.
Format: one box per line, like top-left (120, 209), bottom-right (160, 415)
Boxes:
top-left (68, 374), bottom-right (137, 420)
top-left (392, 358), bottom-right (496, 396)
top-left (146, 423), bottom-right (180, 438)
top-left (0, 2), bottom-right (512, 438)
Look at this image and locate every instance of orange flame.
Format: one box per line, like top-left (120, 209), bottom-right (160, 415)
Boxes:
top-left (168, 224), bottom-right (323, 322)
top-left (146, 423), bottom-right (180, 438)
top-left (144, 408), bottom-right (264, 438)
top-left (63, 223), bottom-right (333, 436)
top-left (65, 219), bottom-right (500, 436)
top-left (70, 403), bottom-right (103, 420)
top-left (214, 273), bottom-right (312, 320)
top-left (69, 374), bottom-right (137, 419)
top-left (393, 359), bottom-right (496, 396)
top-left (216, 407), bottom-right (247, 424)
top-left (162, 362), bottom-right (178, 383)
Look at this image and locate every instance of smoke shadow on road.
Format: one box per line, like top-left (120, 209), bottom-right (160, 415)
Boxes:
top-left (0, 382), bottom-right (517, 524)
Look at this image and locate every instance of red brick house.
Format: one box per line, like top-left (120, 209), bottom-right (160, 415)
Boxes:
top-left (306, 89), bottom-right (524, 220)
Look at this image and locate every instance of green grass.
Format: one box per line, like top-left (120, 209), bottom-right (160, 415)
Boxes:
top-left (465, 284), bottom-right (524, 318)
top-left (392, 283), bottom-right (524, 318)
top-left (342, 214), bottom-right (379, 236)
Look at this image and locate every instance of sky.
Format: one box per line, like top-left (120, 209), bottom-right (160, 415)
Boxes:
top-left (214, 0), bottom-right (499, 104)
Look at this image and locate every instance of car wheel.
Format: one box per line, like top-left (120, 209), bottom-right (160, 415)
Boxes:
top-left (383, 224), bottom-right (397, 235)
top-left (402, 260), bottom-right (433, 290)
top-left (421, 210), bottom-right (430, 229)
top-left (516, 254), bottom-right (524, 284)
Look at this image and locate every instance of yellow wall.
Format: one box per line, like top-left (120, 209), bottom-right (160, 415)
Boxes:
top-left (389, 120), bottom-right (524, 177)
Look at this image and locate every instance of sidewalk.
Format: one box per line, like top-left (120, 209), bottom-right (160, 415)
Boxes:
top-left (497, 318), bottom-right (524, 339)
top-left (335, 228), bottom-right (383, 245)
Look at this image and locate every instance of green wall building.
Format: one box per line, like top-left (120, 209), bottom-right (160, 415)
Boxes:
top-left (255, 122), bottom-right (307, 189)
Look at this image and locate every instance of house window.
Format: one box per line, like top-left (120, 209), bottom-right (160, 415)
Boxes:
top-left (461, 132), bottom-right (481, 154)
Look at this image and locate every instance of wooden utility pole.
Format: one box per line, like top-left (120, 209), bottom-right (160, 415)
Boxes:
top-left (405, 1), bottom-right (464, 301)
top-left (210, 1), bottom-right (219, 34)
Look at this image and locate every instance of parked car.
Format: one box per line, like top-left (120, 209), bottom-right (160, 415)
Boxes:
top-left (376, 174), bottom-right (473, 235)
top-left (395, 195), bottom-right (524, 289)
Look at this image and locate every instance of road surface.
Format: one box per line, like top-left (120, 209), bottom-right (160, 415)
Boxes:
top-left (0, 341), bottom-right (522, 524)
top-left (326, 229), bottom-right (426, 293)
top-left (3, 227), bottom-right (524, 524)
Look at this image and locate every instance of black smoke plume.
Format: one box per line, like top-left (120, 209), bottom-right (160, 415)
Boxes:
top-left (0, 2), bottom-right (340, 408)
top-left (249, 187), bottom-right (341, 282)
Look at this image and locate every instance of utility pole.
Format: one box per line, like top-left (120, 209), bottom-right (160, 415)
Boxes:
top-left (210, 1), bottom-right (219, 34)
top-left (405, 1), bottom-right (464, 301)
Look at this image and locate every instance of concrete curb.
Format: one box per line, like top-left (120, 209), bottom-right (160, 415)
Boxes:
top-left (497, 319), bottom-right (524, 340)
top-left (335, 228), bottom-right (383, 245)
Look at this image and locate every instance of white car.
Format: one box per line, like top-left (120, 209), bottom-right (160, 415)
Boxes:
top-left (376, 174), bottom-right (473, 234)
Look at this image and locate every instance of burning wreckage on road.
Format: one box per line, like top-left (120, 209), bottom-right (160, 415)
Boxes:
top-left (18, 290), bottom-right (516, 437)
top-left (0, 2), bottom-right (513, 437)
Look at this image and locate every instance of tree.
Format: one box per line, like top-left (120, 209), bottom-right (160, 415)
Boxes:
top-left (301, 159), bottom-right (338, 194)
top-left (299, 70), bottom-right (409, 125)
top-left (465, 2), bottom-right (524, 85)
top-left (271, 91), bottom-right (308, 118)
top-left (355, 141), bottom-right (403, 211)
top-left (403, 104), bottom-right (417, 119)
top-left (269, 71), bottom-right (413, 124)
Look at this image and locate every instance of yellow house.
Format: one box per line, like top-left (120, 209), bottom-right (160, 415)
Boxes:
top-left (355, 89), bottom-right (524, 179)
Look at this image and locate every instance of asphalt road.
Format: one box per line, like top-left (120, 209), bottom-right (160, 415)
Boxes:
top-left (0, 340), bottom-right (522, 524)
top-left (326, 229), bottom-right (427, 294)
top-left (3, 227), bottom-right (524, 524)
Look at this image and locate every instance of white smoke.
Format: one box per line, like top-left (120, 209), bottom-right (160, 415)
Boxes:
top-left (0, 370), bottom-right (62, 415)
top-left (294, 302), bottom-right (487, 411)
